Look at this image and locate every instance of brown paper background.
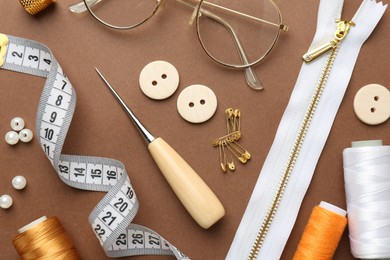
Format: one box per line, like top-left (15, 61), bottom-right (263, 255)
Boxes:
top-left (0, 0), bottom-right (389, 259)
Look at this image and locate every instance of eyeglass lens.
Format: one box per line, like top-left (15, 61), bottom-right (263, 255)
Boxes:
top-left (83, 0), bottom-right (160, 29)
top-left (196, 0), bottom-right (282, 67)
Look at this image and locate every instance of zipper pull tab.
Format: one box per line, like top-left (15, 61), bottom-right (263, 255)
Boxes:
top-left (302, 40), bottom-right (338, 63)
top-left (303, 19), bottom-right (355, 63)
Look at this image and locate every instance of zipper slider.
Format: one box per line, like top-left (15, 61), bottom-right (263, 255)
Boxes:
top-left (303, 19), bottom-right (355, 63)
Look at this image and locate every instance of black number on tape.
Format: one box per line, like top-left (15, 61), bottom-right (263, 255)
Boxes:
top-left (132, 233), bottom-right (144, 245)
top-left (125, 187), bottom-right (134, 199)
top-left (91, 169), bottom-right (102, 179)
top-left (44, 58), bottom-right (51, 65)
top-left (107, 170), bottom-right (117, 180)
top-left (43, 144), bottom-right (50, 155)
top-left (59, 165), bottom-right (69, 174)
top-left (28, 55), bottom-right (38, 61)
top-left (116, 234), bottom-right (126, 246)
top-left (114, 198), bottom-right (128, 213)
top-left (50, 111), bottom-right (57, 123)
top-left (55, 95), bottom-right (63, 106)
top-left (74, 167), bottom-right (85, 177)
top-left (149, 235), bottom-right (160, 245)
top-left (12, 51), bottom-right (22, 58)
top-left (62, 80), bottom-right (67, 90)
top-left (102, 211), bottom-right (117, 226)
top-left (44, 128), bottom-right (54, 140)
top-left (94, 224), bottom-right (106, 238)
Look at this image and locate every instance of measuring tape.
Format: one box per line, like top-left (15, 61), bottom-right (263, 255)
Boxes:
top-left (0, 33), bottom-right (189, 259)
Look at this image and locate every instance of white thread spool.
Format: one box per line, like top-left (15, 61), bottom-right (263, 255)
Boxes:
top-left (343, 140), bottom-right (390, 259)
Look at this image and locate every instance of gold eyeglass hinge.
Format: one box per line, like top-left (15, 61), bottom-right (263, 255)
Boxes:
top-left (280, 24), bottom-right (289, 32)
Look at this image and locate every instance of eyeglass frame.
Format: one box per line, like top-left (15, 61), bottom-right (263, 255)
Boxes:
top-left (69, 0), bottom-right (288, 89)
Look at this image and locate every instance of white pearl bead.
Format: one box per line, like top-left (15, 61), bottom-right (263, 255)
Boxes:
top-left (5, 131), bottom-right (19, 145)
top-left (12, 175), bottom-right (27, 190)
top-left (10, 117), bottom-right (25, 131)
top-left (0, 194), bottom-right (13, 209)
top-left (19, 129), bottom-right (33, 143)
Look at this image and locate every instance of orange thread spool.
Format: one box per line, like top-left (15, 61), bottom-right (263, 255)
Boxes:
top-left (293, 202), bottom-right (347, 260)
top-left (13, 216), bottom-right (81, 260)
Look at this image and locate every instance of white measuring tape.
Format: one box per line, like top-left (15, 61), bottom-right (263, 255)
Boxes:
top-left (0, 33), bottom-right (189, 259)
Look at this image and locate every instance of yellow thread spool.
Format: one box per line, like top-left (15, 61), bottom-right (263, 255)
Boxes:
top-left (293, 202), bottom-right (347, 260)
top-left (18, 0), bottom-right (55, 15)
top-left (13, 216), bottom-right (81, 260)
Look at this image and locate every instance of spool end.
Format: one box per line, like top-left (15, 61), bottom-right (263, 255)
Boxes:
top-left (351, 140), bottom-right (383, 148)
top-left (18, 216), bottom-right (47, 234)
top-left (319, 201), bottom-right (346, 217)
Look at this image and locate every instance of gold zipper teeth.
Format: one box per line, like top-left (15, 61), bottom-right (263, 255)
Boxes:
top-left (248, 46), bottom-right (339, 260)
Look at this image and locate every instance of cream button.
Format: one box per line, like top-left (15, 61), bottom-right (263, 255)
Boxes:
top-left (139, 61), bottom-right (179, 100)
top-left (353, 84), bottom-right (390, 125)
top-left (177, 84), bottom-right (217, 123)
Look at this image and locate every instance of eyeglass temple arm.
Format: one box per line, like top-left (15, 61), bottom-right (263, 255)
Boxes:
top-left (69, 0), bottom-right (102, 13)
top-left (177, 0), bottom-right (263, 90)
top-left (204, 9), bottom-right (264, 90)
top-left (177, 0), bottom-right (288, 31)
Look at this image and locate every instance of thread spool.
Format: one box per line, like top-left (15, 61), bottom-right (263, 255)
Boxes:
top-left (343, 140), bottom-right (390, 259)
top-left (293, 201), bottom-right (347, 260)
top-left (13, 216), bottom-right (81, 260)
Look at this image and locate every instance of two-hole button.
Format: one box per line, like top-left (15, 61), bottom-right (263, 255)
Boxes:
top-left (353, 84), bottom-right (390, 125)
top-left (139, 61), bottom-right (179, 100)
top-left (177, 84), bottom-right (217, 123)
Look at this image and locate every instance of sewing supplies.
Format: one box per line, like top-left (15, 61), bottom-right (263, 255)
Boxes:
top-left (293, 202), bottom-right (347, 260)
top-left (96, 68), bottom-right (225, 228)
top-left (353, 84), bottom-right (390, 125)
top-left (13, 216), bottom-right (81, 259)
top-left (177, 84), bottom-right (218, 123)
top-left (5, 131), bottom-right (20, 145)
top-left (0, 176), bottom-right (28, 209)
top-left (19, 128), bottom-right (33, 142)
top-left (12, 175), bottom-right (27, 190)
top-left (5, 117), bottom-right (33, 145)
top-left (18, 0), bottom-right (56, 15)
top-left (139, 61), bottom-right (180, 100)
top-left (0, 194), bottom-right (13, 209)
top-left (343, 140), bottom-right (390, 259)
top-left (227, 1), bottom-right (387, 259)
top-left (0, 33), bottom-right (190, 259)
top-left (10, 117), bottom-right (25, 131)
top-left (69, 0), bottom-right (288, 90)
top-left (212, 108), bottom-right (251, 172)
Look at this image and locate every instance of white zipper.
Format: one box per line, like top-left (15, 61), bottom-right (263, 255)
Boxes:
top-left (227, 0), bottom-right (387, 259)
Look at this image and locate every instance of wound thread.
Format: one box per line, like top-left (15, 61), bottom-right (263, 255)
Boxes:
top-left (343, 143), bottom-right (390, 259)
top-left (13, 216), bottom-right (81, 260)
top-left (293, 202), bottom-right (347, 260)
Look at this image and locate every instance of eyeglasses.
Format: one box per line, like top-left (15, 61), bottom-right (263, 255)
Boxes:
top-left (69, 0), bottom-right (288, 90)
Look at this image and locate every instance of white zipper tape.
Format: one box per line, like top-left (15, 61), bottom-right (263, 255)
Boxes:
top-left (227, 0), bottom-right (387, 259)
top-left (0, 34), bottom-right (189, 259)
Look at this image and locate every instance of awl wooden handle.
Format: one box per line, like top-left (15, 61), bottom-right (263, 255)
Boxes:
top-left (148, 137), bottom-right (225, 229)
